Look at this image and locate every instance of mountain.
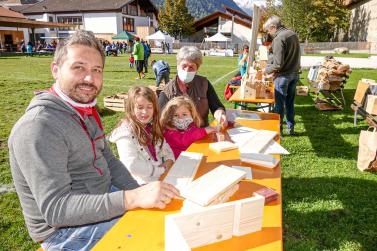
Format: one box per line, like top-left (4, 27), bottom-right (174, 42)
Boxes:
top-left (152, 0), bottom-right (248, 19)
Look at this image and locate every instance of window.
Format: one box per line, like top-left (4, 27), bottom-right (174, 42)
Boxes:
top-left (122, 3), bottom-right (138, 16)
top-left (123, 17), bottom-right (135, 32)
top-left (57, 16), bottom-right (83, 31)
top-left (49, 16), bottom-right (54, 31)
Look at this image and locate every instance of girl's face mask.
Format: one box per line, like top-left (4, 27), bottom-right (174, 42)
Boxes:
top-left (173, 116), bottom-right (193, 130)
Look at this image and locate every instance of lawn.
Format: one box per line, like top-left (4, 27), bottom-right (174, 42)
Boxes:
top-left (1, 54), bottom-right (377, 251)
top-left (303, 53), bottom-right (376, 58)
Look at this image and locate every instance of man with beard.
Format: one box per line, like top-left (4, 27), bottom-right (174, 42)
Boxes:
top-left (8, 30), bottom-right (179, 251)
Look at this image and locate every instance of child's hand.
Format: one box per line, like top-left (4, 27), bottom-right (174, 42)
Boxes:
top-left (160, 159), bottom-right (174, 169)
top-left (205, 126), bottom-right (216, 134)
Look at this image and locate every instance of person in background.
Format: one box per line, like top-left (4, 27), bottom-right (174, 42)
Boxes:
top-left (142, 40), bottom-right (151, 73)
top-left (161, 96), bottom-right (216, 158)
top-left (109, 86), bottom-right (175, 185)
top-left (151, 59), bottom-right (170, 87)
top-left (133, 37), bottom-right (145, 79)
top-left (238, 45), bottom-right (249, 77)
top-left (158, 46), bottom-right (227, 127)
top-left (8, 30), bottom-right (179, 251)
top-left (129, 54), bottom-right (135, 68)
top-left (263, 15), bottom-right (301, 135)
top-left (26, 41), bottom-right (33, 54)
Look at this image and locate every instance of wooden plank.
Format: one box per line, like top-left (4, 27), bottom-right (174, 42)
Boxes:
top-left (240, 152), bottom-right (280, 169)
top-left (354, 80), bottom-right (370, 104)
top-left (165, 201), bottom-right (235, 249)
top-left (209, 141), bottom-right (238, 153)
top-left (233, 195), bottom-right (265, 236)
top-left (163, 151), bottom-right (203, 192)
top-left (181, 165), bottom-right (246, 206)
top-left (366, 95), bottom-right (377, 115)
top-left (165, 195), bottom-right (265, 249)
top-left (239, 129), bottom-right (278, 153)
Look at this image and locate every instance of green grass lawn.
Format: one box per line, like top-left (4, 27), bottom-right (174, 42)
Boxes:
top-left (1, 54), bottom-right (377, 251)
top-left (303, 53), bottom-right (376, 58)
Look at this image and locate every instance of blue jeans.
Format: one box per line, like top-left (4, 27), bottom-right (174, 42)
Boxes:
top-left (273, 73), bottom-right (299, 130)
top-left (41, 186), bottom-right (121, 251)
top-left (156, 72), bottom-right (170, 87)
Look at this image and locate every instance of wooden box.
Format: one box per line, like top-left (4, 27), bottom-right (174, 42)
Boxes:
top-left (366, 95), bottom-right (377, 115)
top-left (354, 80), bottom-right (371, 104)
top-left (103, 93), bottom-right (128, 112)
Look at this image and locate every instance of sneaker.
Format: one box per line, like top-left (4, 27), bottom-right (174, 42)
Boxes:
top-left (141, 74), bottom-right (145, 79)
top-left (135, 77), bottom-right (140, 80)
top-left (284, 128), bottom-right (296, 136)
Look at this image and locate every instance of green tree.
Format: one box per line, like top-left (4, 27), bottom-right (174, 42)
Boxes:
top-left (158, 0), bottom-right (195, 39)
top-left (265, 0), bottom-right (350, 42)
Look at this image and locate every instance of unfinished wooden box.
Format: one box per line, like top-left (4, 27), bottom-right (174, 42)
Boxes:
top-left (165, 195), bottom-right (265, 250)
top-left (366, 95), bottom-right (377, 115)
top-left (103, 93), bottom-right (128, 112)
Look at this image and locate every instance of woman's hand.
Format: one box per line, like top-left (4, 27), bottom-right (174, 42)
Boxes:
top-left (214, 109), bottom-right (228, 128)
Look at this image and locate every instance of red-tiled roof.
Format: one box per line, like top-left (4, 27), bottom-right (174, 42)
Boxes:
top-left (0, 6), bottom-right (26, 18)
top-left (194, 11), bottom-right (252, 31)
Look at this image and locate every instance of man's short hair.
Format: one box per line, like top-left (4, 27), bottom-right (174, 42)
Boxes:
top-left (263, 16), bottom-right (282, 32)
top-left (54, 30), bottom-right (105, 67)
top-left (243, 45), bottom-right (249, 50)
top-left (176, 46), bottom-right (203, 68)
top-left (150, 59), bottom-right (156, 67)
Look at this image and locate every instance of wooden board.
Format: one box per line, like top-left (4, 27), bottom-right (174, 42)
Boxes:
top-left (366, 95), bottom-right (377, 115)
top-left (354, 80), bottom-right (370, 104)
top-left (239, 129), bottom-right (278, 153)
top-left (181, 165), bottom-right (246, 206)
top-left (209, 141), bottom-right (238, 153)
top-left (240, 152), bottom-right (280, 169)
top-left (233, 195), bottom-right (265, 236)
top-left (165, 195), bottom-right (265, 250)
top-left (165, 202), bottom-right (235, 250)
top-left (163, 151), bottom-right (203, 192)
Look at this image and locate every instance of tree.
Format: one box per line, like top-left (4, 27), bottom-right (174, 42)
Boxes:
top-left (265, 0), bottom-right (350, 42)
top-left (158, 0), bottom-right (195, 39)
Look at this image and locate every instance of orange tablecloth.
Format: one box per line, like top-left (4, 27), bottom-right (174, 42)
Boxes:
top-left (93, 111), bottom-right (282, 251)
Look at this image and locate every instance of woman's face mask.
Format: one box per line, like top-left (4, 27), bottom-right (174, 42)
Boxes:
top-left (177, 60), bottom-right (198, 83)
top-left (177, 69), bottom-right (196, 83)
top-left (173, 116), bottom-right (193, 130)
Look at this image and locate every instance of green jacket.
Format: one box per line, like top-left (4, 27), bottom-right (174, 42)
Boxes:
top-left (133, 41), bottom-right (144, 60)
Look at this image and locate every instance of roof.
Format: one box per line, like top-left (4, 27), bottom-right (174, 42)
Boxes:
top-left (0, 6), bottom-right (26, 18)
top-left (8, 4), bottom-right (35, 12)
top-left (222, 4), bottom-right (252, 22)
top-left (20, 0), bottom-right (158, 14)
top-left (0, 15), bottom-right (75, 28)
top-left (194, 11), bottom-right (252, 31)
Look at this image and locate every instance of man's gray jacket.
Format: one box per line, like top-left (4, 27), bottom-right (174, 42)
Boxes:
top-left (265, 27), bottom-right (301, 75)
top-left (8, 92), bottom-right (139, 242)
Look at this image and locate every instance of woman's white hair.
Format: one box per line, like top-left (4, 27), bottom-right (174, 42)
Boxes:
top-left (176, 46), bottom-right (203, 68)
top-left (263, 16), bottom-right (282, 32)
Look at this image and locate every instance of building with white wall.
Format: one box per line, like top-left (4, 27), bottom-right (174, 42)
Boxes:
top-left (17, 0), bottom-right (158, 43)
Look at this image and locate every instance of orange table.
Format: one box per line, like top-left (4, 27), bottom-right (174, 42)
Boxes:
top-left (229, 87), bottom-right (275, 112)
top-left (93, 111), bottom-right (282, 251)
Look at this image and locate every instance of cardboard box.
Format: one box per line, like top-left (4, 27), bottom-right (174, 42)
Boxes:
top-left (366, 95), bottom-right (377, 115)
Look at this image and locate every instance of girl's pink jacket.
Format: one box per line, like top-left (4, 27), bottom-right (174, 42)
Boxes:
top-left (163, 124), bottom-right (207, 159)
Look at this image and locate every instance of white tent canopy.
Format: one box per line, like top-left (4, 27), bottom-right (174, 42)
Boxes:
top-left (146, 30), bottom-right (174, 43)
top-left (204, 32), bottom-right (231, 42)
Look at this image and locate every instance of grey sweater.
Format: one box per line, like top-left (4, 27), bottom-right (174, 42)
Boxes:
top-left (265, 27), bottom-right (301, 76)
top-left (8, 92), bottom-right (139, 242)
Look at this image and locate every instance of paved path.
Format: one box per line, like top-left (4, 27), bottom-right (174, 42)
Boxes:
top-left (301, 56), bottom-right (377, 69)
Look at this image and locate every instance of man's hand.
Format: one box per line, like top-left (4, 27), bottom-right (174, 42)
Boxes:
top-left (214, 109), bottom-right (228, 128)
top-left (124, 181), bottom-right (179, 210)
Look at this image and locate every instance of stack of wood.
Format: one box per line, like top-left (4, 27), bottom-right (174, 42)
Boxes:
top-left (315, 57), bottom-right (352, 91)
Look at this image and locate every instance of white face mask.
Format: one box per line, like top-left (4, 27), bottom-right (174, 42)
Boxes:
top-left (177, 69), bottom-right (196, 83)
top-left (173, 116), bottom-right (193, 130)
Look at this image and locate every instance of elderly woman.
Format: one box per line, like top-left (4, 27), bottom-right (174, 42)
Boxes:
top-left (158, 46), bottom-right (227, 127)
